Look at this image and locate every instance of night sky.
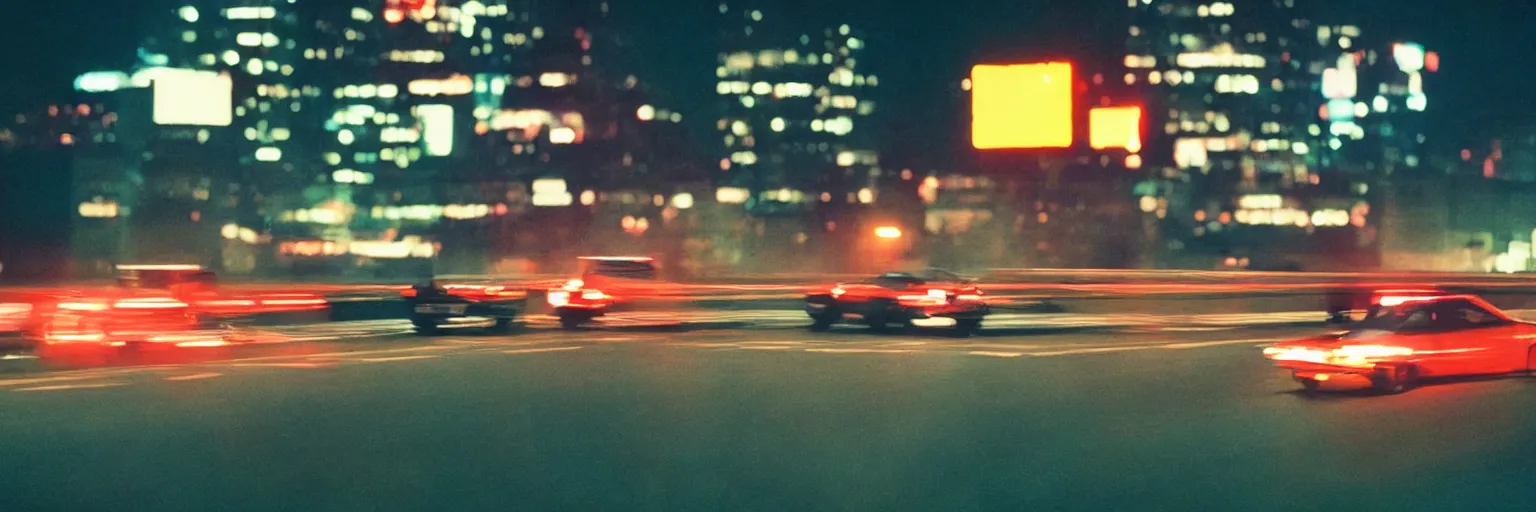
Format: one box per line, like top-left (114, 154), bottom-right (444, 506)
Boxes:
top-left (3, 0), bottom-right (1533, 151)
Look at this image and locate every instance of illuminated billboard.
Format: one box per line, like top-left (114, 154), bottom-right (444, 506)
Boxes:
top-left (1088, 106), bottom-right (1142, 152)
top-left (152, 68), bottom-right (233, 127)
top-left (971, 62), bottom-right (1074, 150)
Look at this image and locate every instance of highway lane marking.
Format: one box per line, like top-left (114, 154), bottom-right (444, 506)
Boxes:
top-left (739, 346), bottom-right (796, 351)
top-left (164, 372), bottom-right (222, 381)
top-left (804, 348), bottom-right (915, 354)
top-left (219, 345), bottom-right (455, 365)
top-left (15, 382), bottom-right (127, 392)
top-left (225, 362), bottom-right (335, 369)
top-left (1, 354), bottom-right (37, 360)
top-left (502, 346), bottom-right (584, 355)
top-left (1155, 338), bottom-right (1285, 350)
top-left (968, 351), bottom-right (1026, 358)
top-left (0, 373), bottom-right (138, 388)
top-left (358, 355), bottom-right (441, 363)
top-left (1026, 338), bottom-right (1288, 357)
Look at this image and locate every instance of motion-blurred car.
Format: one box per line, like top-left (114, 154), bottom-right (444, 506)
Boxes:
top-left (1263, 291), bottom-right (1536, 394)
top-left (546, 257), bottom-right (659, 329)
top-left (402, 280), bottom-right (529, 335)
top-left (27, 291), bottom-right (228, 353)
top-left (804, 268), bottom-right (989, 336)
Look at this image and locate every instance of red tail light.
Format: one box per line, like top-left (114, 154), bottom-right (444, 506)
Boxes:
top-left (401, 289), bottom-right (419, 298)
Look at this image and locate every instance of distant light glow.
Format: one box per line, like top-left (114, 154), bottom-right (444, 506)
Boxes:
top-left (255, 147), bottom-right (282, 162)
top-left (636, 105), bottom-right (656, 121)
top-left (417, 105), bottom-right (454, 156)
top-left (74, 71), bottom-right (131, 93)
top-left (1393, 43), bottom-right (1426, 73)
top-left (971, 62), bottom-right (1074, 149)
top-left (715, 187), bottom-right (750, 204)
top-left (549, 127), bottom-right (576, 144)
top-left (874, 226), bottom-right (902, 239)
top-left (179, 6), bottom-right (200, 22)
top-left (672, 193), bottom-right (694, 210)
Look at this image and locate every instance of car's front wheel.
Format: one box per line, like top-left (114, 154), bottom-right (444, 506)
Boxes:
top-left (1371, 364), bottom-right (1418, 395)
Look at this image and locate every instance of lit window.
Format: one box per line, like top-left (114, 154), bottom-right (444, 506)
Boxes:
top-left (179, 6), bottom-right (199, 22)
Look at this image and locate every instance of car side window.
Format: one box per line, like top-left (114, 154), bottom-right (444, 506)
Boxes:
top-left (1423, 299), bottom-right (1506, 330)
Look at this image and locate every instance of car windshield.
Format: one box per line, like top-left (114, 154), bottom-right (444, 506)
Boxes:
top-left (582, 259), bottom-right (657, 280)
top-left (1353, 304), bottom-right (1438, 333)
top-left (1353, 299), bottom-right (1510, 333)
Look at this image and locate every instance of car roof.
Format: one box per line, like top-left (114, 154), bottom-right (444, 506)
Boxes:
top-left (116, 264), bottom-right (206, 272)
top-left (578, 256), bottom-right (654, 262)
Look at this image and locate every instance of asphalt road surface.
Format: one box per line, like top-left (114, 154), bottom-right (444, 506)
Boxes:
top-left (4, 324), bottom-right (1536, 511)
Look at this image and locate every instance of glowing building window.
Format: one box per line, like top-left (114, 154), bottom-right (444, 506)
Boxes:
top-left (539, 73), bottom-right (572, 87)
top-left (388, 50), bottom-right (446, 63)
top-left (255, 147), bottom-right (282, 161)
top-left (152, 68), bottom-right (233, 127)
top-left (408, 75), bottom-right (473, 96)
top-left (418, 105), bottom-right (455, 156)
top-left (225, 6), bottom-right (276, 19)
top-left (970, 62), bottom-right (1073, 149)
top-left (1089, 107), bottom-right (1143, 152)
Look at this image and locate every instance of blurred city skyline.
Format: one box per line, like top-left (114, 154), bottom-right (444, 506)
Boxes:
top-left (4, 0), bottom-right (1534, 146)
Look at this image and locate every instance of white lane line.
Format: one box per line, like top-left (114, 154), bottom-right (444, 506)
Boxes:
top-left (1027, 337), bottom-right (1289, 357)
top-left (739, 346), bottom-right (795, 351)
top-left (0, 374), bottom-right (126, 388)
top-left (226, 362), bottom-right (334, 369)
top-left (358, 355), bottom-right (441, 363)
top-left (1156, 338), bottom-right (1285, 350)
top-left (1028, 345), bottom-right (1153, 357)
top-left (164, 372), bottom-right (222, 381)
top-left (16, 382), bottom-right (127, 392)
top-left (1, 354), bottom-right (37, 360)
top-left (805, 348), bottom-right (915, 354)
top-left (502, 346), bottom-right (584, 355)
top-left (968, 351), bottom-right (1026, 358)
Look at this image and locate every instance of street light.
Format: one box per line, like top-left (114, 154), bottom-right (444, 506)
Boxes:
top-left (874, 226), bottom-right (902, 239)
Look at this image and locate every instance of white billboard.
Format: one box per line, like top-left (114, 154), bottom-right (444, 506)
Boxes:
top-left (152, 68), bottom-right (233, 127)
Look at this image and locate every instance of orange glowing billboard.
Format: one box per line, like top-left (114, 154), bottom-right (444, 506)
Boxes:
top-left (1089, 106), bottom-right (1143, 152)
top-left (971, 62), bottom-right (1074, 150)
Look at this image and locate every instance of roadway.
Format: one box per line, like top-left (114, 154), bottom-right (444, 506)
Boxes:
top-left (5, 322), bottom-right (1536, 510)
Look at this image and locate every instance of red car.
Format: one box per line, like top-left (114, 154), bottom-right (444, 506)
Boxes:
top-left (805, 269), bottom-right (989, 336)
top-left (546, 257), bottom-right (658, 329)
top-left (1263, 291), bottom-right (1536, 394)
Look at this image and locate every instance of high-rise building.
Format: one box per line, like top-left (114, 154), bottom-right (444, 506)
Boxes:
top-left (714, 2), bottom-right (880, 212)
top-left (33, 0), bottom-right (700, 275)
top-left (1123, 0), bottom-right (1312, 194)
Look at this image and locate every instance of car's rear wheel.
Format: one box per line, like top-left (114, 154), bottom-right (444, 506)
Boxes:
top-left (809, 312), bottom-right (837, 332)
top-left (411, 317), bottom-right (439, 336)
top-left (558, 313), bottom-right (585, 330)
top-left (490, 317), bottom-right (516, 333)
top-left (1371, 364), bottom-right (1418, 395)
top-left (951, 319), bottom-right (982, 338)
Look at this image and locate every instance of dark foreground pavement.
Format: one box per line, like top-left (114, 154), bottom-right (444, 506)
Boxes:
top-left (4, 326), bottom-right (1536, 511)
